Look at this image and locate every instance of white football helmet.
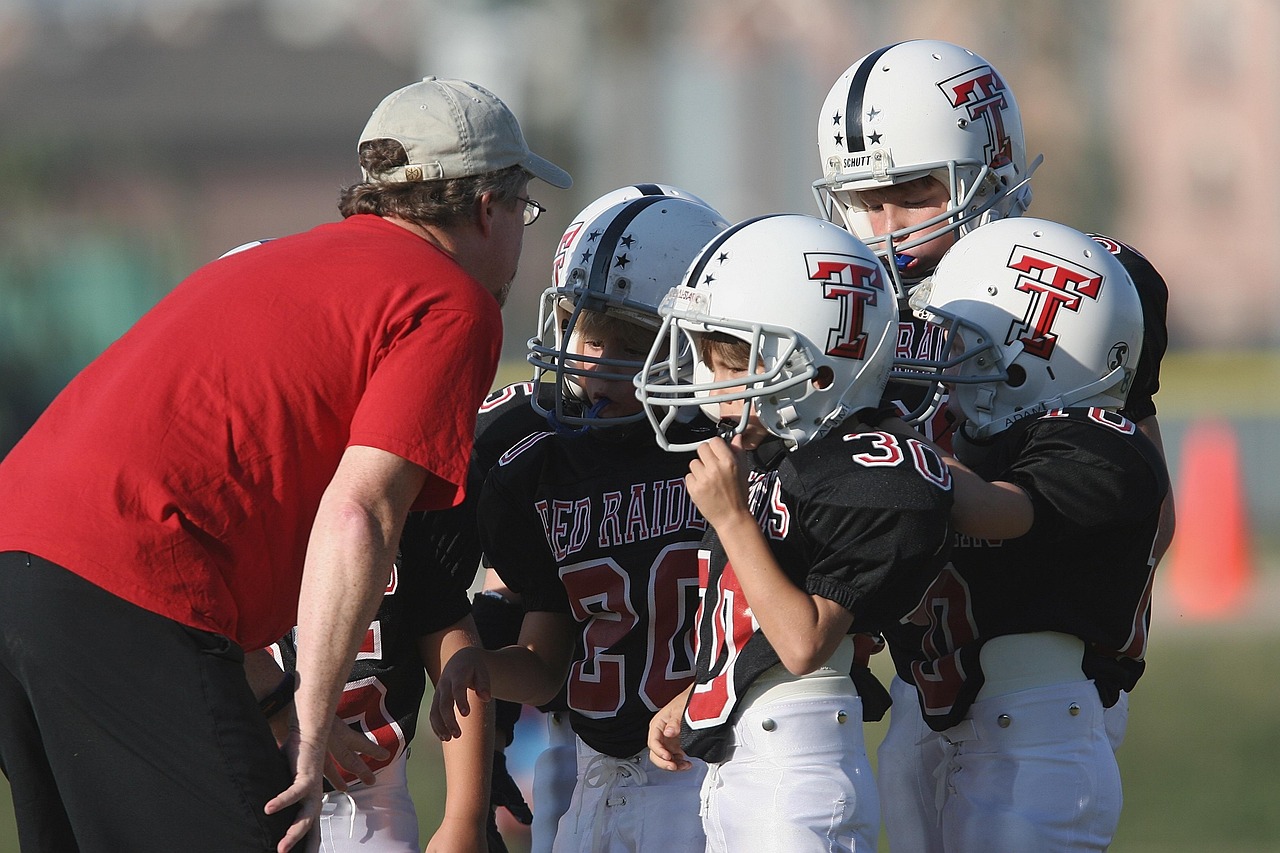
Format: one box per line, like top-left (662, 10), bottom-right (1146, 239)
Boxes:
top-left (635, 214), bottom-right (897, 451)
top-left (530, 187), bottom-right (729, 429)
top-left (910, 217), bottom-right (1144, 440)
top-left (813, 39), bottom-right (1039, 299)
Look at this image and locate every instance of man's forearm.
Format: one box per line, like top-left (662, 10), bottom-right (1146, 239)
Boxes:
top-left (293, 446), bottom-right (425, 753)
top-left (294, 507), bottom-right (399, 747)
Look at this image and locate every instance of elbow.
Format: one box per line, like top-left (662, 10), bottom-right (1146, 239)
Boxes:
top-left (768, 609), bottom-right (852, 676)
top-left (521, 657), bottom-right (571, 707)
top-left (525, 682), bottom-right (562, 708)
top-left (774, 642), bottom-right (830, 677)
top-left (328, 498), bottom-right (392, 549)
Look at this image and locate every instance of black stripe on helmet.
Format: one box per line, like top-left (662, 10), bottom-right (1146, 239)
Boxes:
top-left (585, 194), bottom-right (670, 291)
top-left (844, 42), bottom-right (900, 154)
top-left (633, 183), bottom-right (666, 195)
top-left (683, 213), bottom-right (791, 291)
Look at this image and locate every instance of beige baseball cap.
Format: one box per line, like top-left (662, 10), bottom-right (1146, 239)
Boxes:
top-left (358, 76), bottom-right (571, 188)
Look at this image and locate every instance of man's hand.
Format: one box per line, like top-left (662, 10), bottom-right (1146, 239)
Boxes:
top-left (323, 718), bottom-right (391, 789)
top-left (289, 445), bottom-right (425, 849)
top-left (264, 726), bottom-right (326, 853)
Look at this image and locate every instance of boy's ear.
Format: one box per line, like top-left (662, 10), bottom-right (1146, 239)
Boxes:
top-left (813, 365), bottom-right (835, 390)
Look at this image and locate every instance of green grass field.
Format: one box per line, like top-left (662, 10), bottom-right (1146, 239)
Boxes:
top-left (423, 619), bottom-right (1280, 853)
top-left (4, 622), bottom-right (1275, 852)
top-left (422, 615), bottom-right (1266, 853)
top-left (1105, 628), bottom-right (1280, 852)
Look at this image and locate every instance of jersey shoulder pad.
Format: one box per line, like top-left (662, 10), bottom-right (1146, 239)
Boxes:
top-left (493, 430), bottom-right (557, 471)
top-left (1086, 233), bottom-right (1169, 318)
top-left (474, 382), bottom-right (552, 464)
top-left (1020, 408), bottom-right (1167, 496)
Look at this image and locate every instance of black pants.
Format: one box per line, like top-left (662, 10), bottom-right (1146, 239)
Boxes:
top-left (0, 552), bottom-right (298, 852)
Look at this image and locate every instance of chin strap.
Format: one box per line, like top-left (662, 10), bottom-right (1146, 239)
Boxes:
top-left (813, 403), bottom-right (853, 443)
top-left (546, 397), bottom-right (611, 434)
top-left (1049, 363), bottom-right (1129, 411)
top-left (772, 401), bottom-right (849, 449)
top-left (969, 362), bottom-right (1129, 440)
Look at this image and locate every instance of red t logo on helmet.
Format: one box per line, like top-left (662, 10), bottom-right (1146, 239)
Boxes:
top-left (807, 253), bottom-right (884, 360)
top-left (941, 65), bottom-right (1014, 168)
top-left (1006, 246), bottom-right (1104, 360)
top-left (552, 222), bottom-right (584, 288)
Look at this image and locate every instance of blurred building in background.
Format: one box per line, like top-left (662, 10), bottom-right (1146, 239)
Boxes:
top-left (1, 0), bottom-right (1276, 436)
top-left (1113, 0), bottom-right (1280, 347)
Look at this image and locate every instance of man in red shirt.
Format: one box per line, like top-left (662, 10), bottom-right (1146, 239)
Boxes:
top-left (0, 76), bottom-right (569, 852)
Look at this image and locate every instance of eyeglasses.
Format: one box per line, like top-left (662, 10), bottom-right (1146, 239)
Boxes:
top-left (516, 196), bottom-right (546, 226)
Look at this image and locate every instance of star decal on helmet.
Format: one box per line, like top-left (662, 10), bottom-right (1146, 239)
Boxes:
top-left (587, 230), bottom-right (602, 242)
top-left (716, 252), bottom-right (729, 264)
top-left (580, 249), bottom-right (593, 263)
top-left (620, 234), bottom-right (635, 248)
top-left (866, 106), bottom-right (880, 121)
top-left (703, 273), bottom-right (715, 285)
top-left (868, 130), bottom-right (882, 145)
top-left (833, 111), bottom-right (842, 125)
top-left (834, 132), bottom-right (844, 148)
top-left (614, 253), bottom-right (631, 268)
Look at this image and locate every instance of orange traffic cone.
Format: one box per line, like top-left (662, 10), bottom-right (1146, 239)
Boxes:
top-left (1166, 419), bottom-right (1251, 619)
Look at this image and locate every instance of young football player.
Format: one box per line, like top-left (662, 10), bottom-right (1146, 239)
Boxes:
top-left (813, 39), bottom-right (1169, 477)
top-left (261, 377), bottom-right (558, 853)
top-left (264, 543), bottom-right (490, 853)
top-left (237, 185), bottom-right (719, 853)
top-left (888, 216), bottom-right (1169, 851)
top-left (637, 214), bottom-right (954, 853)
top-left (472, 181), bottom-right (719, 853)
top-left (429, 193), bottom-right (730, 853)
top-left (811, 39), bottom-right (1174, 850)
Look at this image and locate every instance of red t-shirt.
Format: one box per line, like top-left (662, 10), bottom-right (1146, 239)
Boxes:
top-left (0, 215), bottom-right (502, 650)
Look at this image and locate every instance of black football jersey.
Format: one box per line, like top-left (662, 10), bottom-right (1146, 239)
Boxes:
top-left (272, 381), bottom-right (556, 779)
top-left (400, 382), bottom-right (557, 636)
top-left (270, 555), bottom-right (427, 785)
top-left (1087, 234), bottom-right (1169, 422)
top-left (680, 423), bottom-right (955, 764)
top-left (479, 418), bottom-right (716, 758)
top-left (884, 310), bottom-right (959, 452)
top-left (886, 407), bottom-right (1170, 732)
